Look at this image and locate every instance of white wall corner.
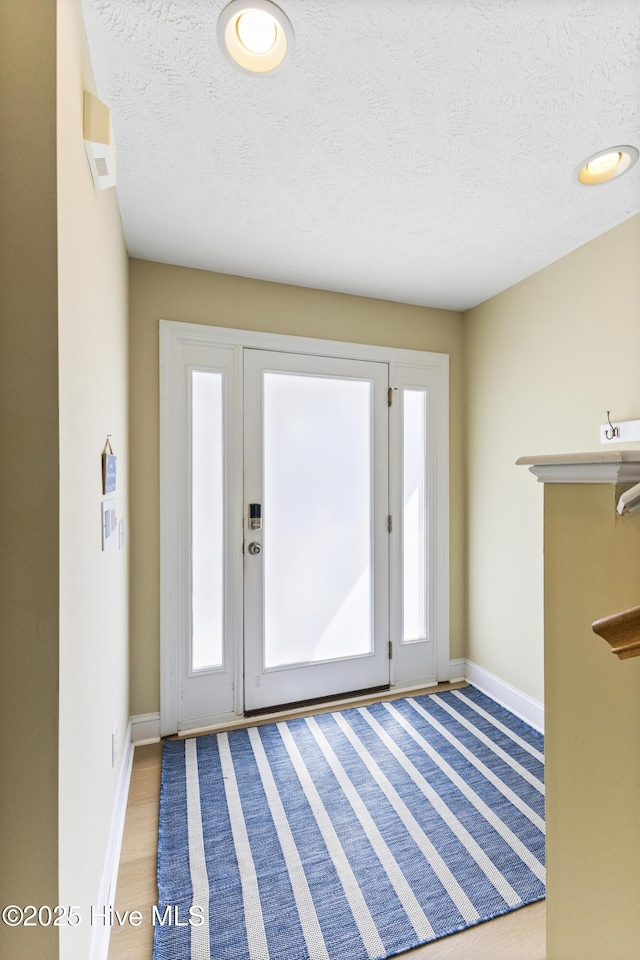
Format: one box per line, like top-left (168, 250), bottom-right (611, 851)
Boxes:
top-left (462, 659), bottom-right (544, 733)
top-left (131, 712), bottom-right (161, 745)
top-left (89, 722), bottom-right (134, 960)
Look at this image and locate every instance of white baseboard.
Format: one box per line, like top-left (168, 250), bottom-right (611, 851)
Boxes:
top-left (460, 659), bottom-right (544, 732)
top-left (131, 711), bottom-right (161, 745)
top-left (89, 721), bottom-right (134, 960)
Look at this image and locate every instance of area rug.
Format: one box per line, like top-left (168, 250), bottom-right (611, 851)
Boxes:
top-left (153, 686), bottom-right (545, 960)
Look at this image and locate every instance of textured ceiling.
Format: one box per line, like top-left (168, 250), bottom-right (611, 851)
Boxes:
top-left (82, 0), bottom-right (640, 311)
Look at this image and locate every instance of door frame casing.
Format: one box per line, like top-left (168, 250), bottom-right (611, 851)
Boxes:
top-left (160, 320), bottom-right (450, 737)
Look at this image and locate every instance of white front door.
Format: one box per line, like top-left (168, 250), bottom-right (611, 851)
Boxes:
top-left (160, 322), bottom-right (450, 737)
top-left (243, 349), bottom-right (390, 712)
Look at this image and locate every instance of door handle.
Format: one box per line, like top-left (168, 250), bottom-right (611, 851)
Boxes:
top-left (247, 542), bottom-right (261, 555)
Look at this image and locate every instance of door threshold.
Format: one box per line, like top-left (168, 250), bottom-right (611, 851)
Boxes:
top-left (244, 684), bottom-right (390, 718)
top-left (175, 679), bottom-right (466, 739)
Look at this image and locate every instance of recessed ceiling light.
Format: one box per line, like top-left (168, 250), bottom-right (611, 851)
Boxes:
top-left (575, 145), bottom-right (638, 185)
top-left (237, 10), bottom-right (277, 54)
top-left (218, 0), bottom-right (294, 75)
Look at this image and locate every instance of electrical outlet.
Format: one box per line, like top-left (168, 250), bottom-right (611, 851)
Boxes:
top-left (112, 723), bottom-right (118, 768)
top-left (102, 499), bottom-right (117, 550)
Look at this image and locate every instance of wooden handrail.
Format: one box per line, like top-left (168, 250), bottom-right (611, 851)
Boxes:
top-left (592, 605), bottom-right (640, 659)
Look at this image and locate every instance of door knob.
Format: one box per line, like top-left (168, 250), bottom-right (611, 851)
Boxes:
top-left (247, 541), bottom-right (261, 555)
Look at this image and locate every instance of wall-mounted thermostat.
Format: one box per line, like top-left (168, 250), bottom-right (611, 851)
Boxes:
top-left (84, 91), bottom-right (116, 190)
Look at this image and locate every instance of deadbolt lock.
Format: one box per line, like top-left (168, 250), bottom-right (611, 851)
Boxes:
top-left (249, 503), bottom-right (262, 530)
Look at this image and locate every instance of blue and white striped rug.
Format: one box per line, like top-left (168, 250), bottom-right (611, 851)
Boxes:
top-left (154, 686), bottom-right (545, 960)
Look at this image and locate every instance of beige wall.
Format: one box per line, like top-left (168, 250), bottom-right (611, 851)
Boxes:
top-left (57, 1), bottom-right (130, 958)
top-left (0, 2), bottom-right (60, 957)
top-left (129, 259), bottom-right (465, 715)
top-left (544, 483), bottom-right (640, 959)
top-left (0, 3), bottom-right (130, 958)
top-left (464, 214), bottom-right (640, 704)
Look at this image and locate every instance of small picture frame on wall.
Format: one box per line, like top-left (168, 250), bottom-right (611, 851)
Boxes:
top-left (102, 436), bottom-right (117, 494)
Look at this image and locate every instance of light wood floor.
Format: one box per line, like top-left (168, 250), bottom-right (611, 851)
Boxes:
top-left (108, 684), bottom-right (546, 960)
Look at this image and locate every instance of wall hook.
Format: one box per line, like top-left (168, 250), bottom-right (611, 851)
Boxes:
top-left (605, 411), bottom-right (619, 441)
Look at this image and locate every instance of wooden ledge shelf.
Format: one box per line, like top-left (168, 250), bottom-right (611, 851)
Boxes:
top-left (592, 605), bottom-right (640, 659)
top-left (517, 450), bottom-right (640, 485)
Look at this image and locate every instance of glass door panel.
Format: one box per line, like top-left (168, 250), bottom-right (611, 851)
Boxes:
top-left (191, 370), bottom-right (225, 671)
top-left (402, 388), bottom-right (428, 642)
top-left (263, 372), bottom-right (372, 668)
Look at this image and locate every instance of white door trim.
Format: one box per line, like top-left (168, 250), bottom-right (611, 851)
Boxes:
top-left (160, 320), bottom-right (450, 736)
